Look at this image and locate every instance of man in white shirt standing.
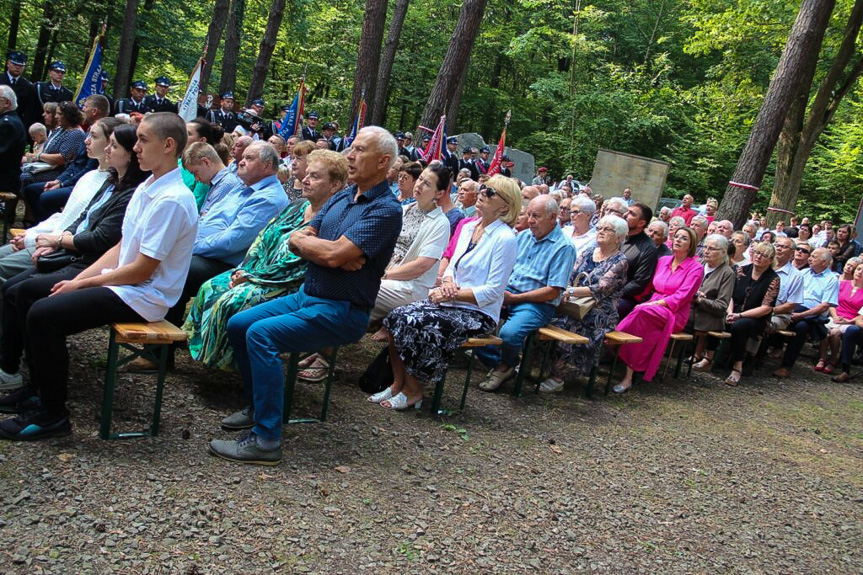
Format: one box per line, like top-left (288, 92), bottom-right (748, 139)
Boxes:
top-left (0, 113), bottom-right (198, 441)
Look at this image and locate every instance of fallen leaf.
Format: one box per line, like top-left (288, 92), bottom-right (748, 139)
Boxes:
top-left (335, 466), bottom-right (351, 474)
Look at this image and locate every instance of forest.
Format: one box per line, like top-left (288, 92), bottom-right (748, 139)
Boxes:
top-left (2, 0), bottom-right (862, 222)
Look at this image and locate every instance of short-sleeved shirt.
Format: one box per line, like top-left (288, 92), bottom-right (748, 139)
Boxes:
top-left (304, 179), bottom-right (403, 308)
top-left (507, 223), bottom-right (576, 307)
top-left (397, 205), bottom-right (450, 294)
top-left (671, 205), bottom-right (695, 225)
top-left (801, 267), bottom-right (839, 318)
top-left (107, 168), bottom-right (199, 322)
top-left (774, 260), bottom-right (804, 306)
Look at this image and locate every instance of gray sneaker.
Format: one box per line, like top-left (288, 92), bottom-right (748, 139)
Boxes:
top-left (208, 432), bottom-right (282, 466)
top-left (221, 405), bottom-right (254, 430)
top-left (0, 368), bottom-right (23, 391)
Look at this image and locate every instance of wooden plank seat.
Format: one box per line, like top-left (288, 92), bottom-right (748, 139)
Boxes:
top-left (512, 325), bottom-right (589, 397)
top-left (602, 331), bottom-right (644, 396)
top-left (430, 335), bottom-right (503, 416)
top-left (707, 331), bottom-right (731, 339)
top-left (101, 320), bottom-right (187, 440)
top-left (9, 228), bottom-right (25, 238)
top-left (280, 347), bottom-right (340, 425)
top-left (662, 332), bottom-right (695, 381)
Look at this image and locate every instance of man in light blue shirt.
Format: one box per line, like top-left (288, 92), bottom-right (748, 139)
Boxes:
top-left (163, 141), bottom-right (288, 335)
top-left (475, 196), bottom-right (576, 391)
top-left (774, 247), bottom-right (839, 378)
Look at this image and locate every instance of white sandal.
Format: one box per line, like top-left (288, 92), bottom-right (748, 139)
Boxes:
top-left (381, 392), bottom-right (422, 411)
top-left (367, 387), bottom-right (394, 404)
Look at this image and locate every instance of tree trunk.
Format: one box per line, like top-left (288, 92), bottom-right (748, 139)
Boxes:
top-left (113, 0), bottom-right (139, 98)
top-left (767, 0), bottom-right (863, 226)
top-left (370, 0), bottom-right (409, 126)
top-left (445, 54), bottom-right (472, 132)
top-left (716, 0), bottom-right (836, 229)
top-left (43, 28), bottom-right (59, 79)
top-left (7, 0), bottom-right (22, 51)
top-left (200, 0), bottom-right (231, 94)
top-left (220, 0), bottom-right (246, 96)
top-left (128, 0), bottom-right (155, 90)
top-left (420, 0), bottom-right (488, 130)
top-left (245, 0), bottom-right (286, 106)
top-left (350, 0), bottom-right (388, 126)
top-left (30, 2), bottom-right (57, 82)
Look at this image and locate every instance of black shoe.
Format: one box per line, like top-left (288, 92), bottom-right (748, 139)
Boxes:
top-left (0, 408), bottom-right (71, 441)
top-left (208, 432), bottom-right (281, 466)
top-left (0, 386), bottom-right (40, 414)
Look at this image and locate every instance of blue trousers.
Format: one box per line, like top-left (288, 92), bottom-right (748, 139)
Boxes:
top-left (226, 286), bottom-right (369, 440)
top-left (474, 302), bottom-right (555, 369)
top-left (840, 325), bottom-right (863, 370)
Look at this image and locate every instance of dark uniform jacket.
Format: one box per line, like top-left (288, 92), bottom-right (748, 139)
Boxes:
top-left (443, 150), bottom-right (459, 179)
top-left (143, 95), bottom-right (178, 114)
top-left (34, 81), bottom-right (73, 107)
top-left (115, 97), bottom-right (149, 115)
top-left (302, 125), bottom-right (320, 142)
top-left (0, 72), bottom-right (34, 126)
top-left (207, 109), bottom-right (238, 132)
top-left (0, 109), bottom-right (28, 193)
top-left (458, 157), bottom-right (480, 181)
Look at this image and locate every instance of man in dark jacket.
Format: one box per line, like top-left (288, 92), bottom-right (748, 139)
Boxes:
top-left (32, 61), bottom-right (73, 110)
top-left (0, 51), bottom-right (33, 127)
top-left (143, 76), bottom-right (178, 113)
top-left (0, 86), bottom-right (28, 194)
top-left (618, 201), bottom-right (659, 319)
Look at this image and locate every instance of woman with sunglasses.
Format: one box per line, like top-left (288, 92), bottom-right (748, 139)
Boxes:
top-left (612, 227), bottom-right (703, 393)
top-left (721, 242), bottom-right (780, 386)
top-left (370, 175), bottom-right (520, 410)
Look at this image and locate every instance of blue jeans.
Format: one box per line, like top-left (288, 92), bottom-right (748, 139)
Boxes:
top-left (226, 286), bottom-right (369, 440)
top-left (475, 302), bottom-right (555, 369)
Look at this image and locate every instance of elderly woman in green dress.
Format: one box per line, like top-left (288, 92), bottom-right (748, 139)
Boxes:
top-left (184, 150), bottom-right (348, 370)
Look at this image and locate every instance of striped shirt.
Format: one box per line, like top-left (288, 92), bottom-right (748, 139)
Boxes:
top-left (507, 222), bottom-right (577, 307)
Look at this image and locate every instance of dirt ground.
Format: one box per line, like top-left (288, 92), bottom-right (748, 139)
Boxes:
top-left (0, 329), bottom-right (860, 573)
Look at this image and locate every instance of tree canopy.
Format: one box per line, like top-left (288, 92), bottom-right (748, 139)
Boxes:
top-left (3, 0), bottom-right (861, 221)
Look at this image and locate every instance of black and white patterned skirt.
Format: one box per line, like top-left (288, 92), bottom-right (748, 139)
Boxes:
top-left (383, 301), bottom-right (496, 384)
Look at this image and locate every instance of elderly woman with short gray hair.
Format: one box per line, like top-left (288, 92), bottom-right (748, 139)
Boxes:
top-left (540, 215), bottom-right (630, 392)
top-left (690, 234), bottom-right (736, 370)
top-left (565, 194), bottom-right (597, 254)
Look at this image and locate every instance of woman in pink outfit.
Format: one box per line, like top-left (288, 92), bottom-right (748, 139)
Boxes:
top-left (613, 227), bottom-right (704, 392)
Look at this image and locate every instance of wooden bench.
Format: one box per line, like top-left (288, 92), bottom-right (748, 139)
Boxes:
top-left (699, 331), bottom-right (733, 373)
top-left (602, 330), bottom-right (644, 395)
top-left (101, 320), bottom-right (186, 440)
top-left (281, 347), bottom-right (340, 425)
top-left (9, 228), bottom-right (25, 238)
top-left (0, 192), bottom-right (17, 242)
top-left (430, 335), bottom-right (502, 416)
top-left (512, 325), bottom-right (589, 397)
top-left (661, 332), bottom-right (694, 381)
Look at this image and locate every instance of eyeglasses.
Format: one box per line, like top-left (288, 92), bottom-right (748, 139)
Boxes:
top-left (795, 247), bottom-right (811, 254)
top-left (479, 185), bottom-right (508, 205)
top-left (570, 209), bottom-right (582, 216)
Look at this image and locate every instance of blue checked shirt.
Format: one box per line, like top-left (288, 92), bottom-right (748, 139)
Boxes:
top-left (304, 179), bottom-right (403, 307)
top-left (506, 222), bottom-right (577, 307)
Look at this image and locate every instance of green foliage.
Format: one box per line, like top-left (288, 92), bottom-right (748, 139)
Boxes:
top-left (1, 0), bottom-right (860, 220)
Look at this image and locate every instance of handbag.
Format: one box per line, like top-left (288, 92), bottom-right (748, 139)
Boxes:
top-left (559, 271), bottom-right (597, 320)
top-left (36, 250), bottom-right (77, 274)
top-left (21, 161), bottom-right (54, 174)
top-left (358, 346), bottom-right (394, 394)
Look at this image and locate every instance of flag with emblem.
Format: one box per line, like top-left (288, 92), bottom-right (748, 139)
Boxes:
top-left (278, 79), bottom-right (306, 138)
top-left (178, 55), bottom-right (204, 122)
top-left (487, 110), bottom-right (511, 176)
top-left (345, 96), bottom-right (367, 147)
top-left (73, 33), bottom-right (104, 109)
top-left (421, 115), bottom-right (446, 163)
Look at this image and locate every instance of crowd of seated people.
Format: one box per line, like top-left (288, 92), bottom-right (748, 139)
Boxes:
top-left (4, 78), bottom-right (863, 465)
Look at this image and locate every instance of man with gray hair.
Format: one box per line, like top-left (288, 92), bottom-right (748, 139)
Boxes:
top-left (0, 84), bottom-right (26, 195)
top-left (228, 135), bottom-right (253, 174)
top-left (690, 215), bottom-right (709, 258)
top-left (210, 126), bottom-right (402, 465)
top-left (716, 220), bottom-right (734, 239)
top-left (475, 195), bottom-right (576, 391)
top-left (659, 206), bottom-right (672, 223)
top-left (773, 247), bottom-right (839, 378)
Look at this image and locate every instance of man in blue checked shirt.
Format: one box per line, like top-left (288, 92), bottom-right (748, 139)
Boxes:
top-left (475, 195), bottom-right (577, 392)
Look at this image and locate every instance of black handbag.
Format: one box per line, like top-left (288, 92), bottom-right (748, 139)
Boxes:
top-left (35, 250), bottom-right (77, 274)
top-left (358, 346), bottom-right (394, 394)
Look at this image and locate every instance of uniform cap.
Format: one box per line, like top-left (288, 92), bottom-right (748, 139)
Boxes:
top-left (155, 76), bottom-right (171, 87)
top-left (447, 136), bottom-right (458, 144)
top-left (251, 98), bottom-right (265, 107)
top-left (100, 71), bottom-right (110, 82)
top-left (480, 146), bottom-right (490, 153)
top-left (538, 166), bottom-right (548, 172)
top-left (6, 51), bottom-right (26, 65)
top-left (395, 131), bottom-right (405, 139)
top-left (322, 122), bottom-right (336, 131)
top-left (48, 61), bottom-right (66, 72)
top-left (462, 146), bottom-right (473, 153)
top-left (220, 91), bottom-right (234, 100)
top-left (308, 111), bottom-right (319, 119)
top-left (130, 80), bottom-right (147, 90)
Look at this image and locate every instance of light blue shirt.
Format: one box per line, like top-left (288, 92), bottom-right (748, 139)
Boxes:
top-left (194, 173), bottom-right (289, 266)
top-left (199, 167), bottom-right (243, 217)
top-left (775, 260), bottom-right (805, 306)
top-left (802, 267), bottom-right (839, 318)
top-left (507, 223), bottom-right (577, 307)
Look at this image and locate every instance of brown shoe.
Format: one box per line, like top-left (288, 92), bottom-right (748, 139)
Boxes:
top-left (832, 372), bottom-right (853, 383)
top-left (772, 367), bottom-right (791, 378)
top-left (122, 356), bottom-right (160, 373)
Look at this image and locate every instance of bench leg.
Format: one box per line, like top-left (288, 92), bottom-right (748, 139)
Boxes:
top-left (459, 355), bottom-right (474, 411)
top-left (99, 331), bottom-right (120, 440)
top-left (661, 340), bottom-right (676, 382)
top-left (586, 364), bottom-right (598, 399)
top-left (674, 340), bottom-right (688, 379)
top-left (150, 344), bottom-right (169, 436)
top-left (319, 347), bottom-right (339, 422)
top-left (431, 369), bottom-right (447, 416)
top-left (283, 352), bottom-right (300, 423)
top-left (513, 333), bottom-right (536, 397)
top-left (605, 345), bottom-right (621, 395)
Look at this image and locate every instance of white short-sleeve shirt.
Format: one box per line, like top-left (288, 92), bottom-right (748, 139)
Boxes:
top-left (107, 168), bottom-right (198, 322)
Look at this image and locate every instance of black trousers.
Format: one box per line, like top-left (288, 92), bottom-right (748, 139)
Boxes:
top-left (165, 255), bottom-right (232, 328)
top-left (26, 287), bottom-right (143, 413)
top-left (726, 317), bottom-right (767, 363)
top-left (782, 305), bottom-right (828, 368)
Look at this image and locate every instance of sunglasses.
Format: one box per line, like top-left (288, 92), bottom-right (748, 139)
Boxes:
top-left (795, 246), bottom-right (811, 253)
top-left (479, 185), bottom-right (508, 205)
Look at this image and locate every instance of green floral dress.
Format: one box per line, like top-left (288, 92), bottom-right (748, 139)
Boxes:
top-left (183, 199), bottom-right (310, 370)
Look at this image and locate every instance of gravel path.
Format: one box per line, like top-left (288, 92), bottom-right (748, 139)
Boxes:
top-left (0, 329), bottom-right (860, 573)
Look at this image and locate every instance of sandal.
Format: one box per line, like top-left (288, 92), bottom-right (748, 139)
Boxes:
top-left (297, 357), bottom-right (330, 382)
top-left (814, 359), bottom-right (826, 372)
top-left (692, 358), bottom-right (713, 372)
top-left (832, 372), bottom-right (853, 383)
top-left (367, 387), bottom-right (394, 404)
top-left (298, 353), bottom-right (321, 369)
top-left (381, 392), bottom-right (422, 411)
top-left (823, 361), bottom-right (838, 375)
top-left (724, 369), bottom-right (741, 387)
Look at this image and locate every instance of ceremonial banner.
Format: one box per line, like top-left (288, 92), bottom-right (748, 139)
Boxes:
top-left (421, 115), bottom-right (446, 163)
top-left (487, 110), bottom-right (511, 176)
top-left (345, 96), bottom-right (367, 147)
top-left (178, 56), bottom-right (204, 122)
top-left (73, 36), bottom-right (103, 109)
top-left (278, 79), bottom-right (306, 138)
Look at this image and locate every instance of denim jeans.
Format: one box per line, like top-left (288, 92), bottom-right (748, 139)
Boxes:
top-left (474, 301), bottom-right (555, 369)
top-left (226, 286), bottom-right (369, 441)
